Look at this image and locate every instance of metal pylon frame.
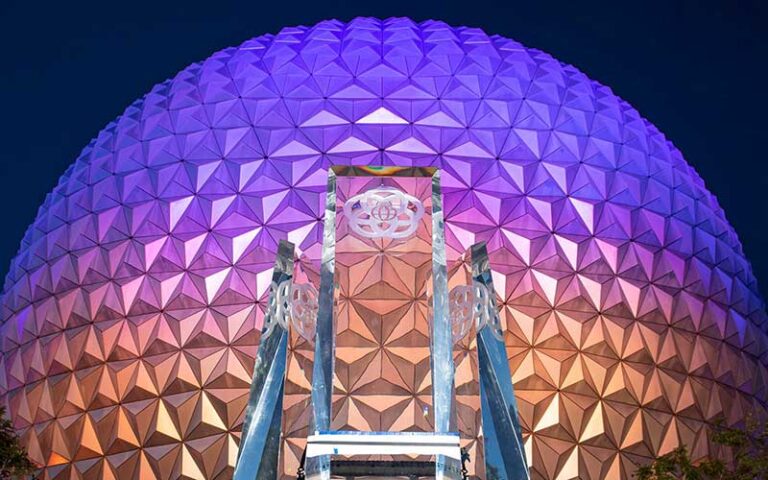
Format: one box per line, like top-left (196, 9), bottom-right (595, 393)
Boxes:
top-left (305, 166), bottom-right (462, 480)
top-left (470, 242), bottom-right (529, 480)
top-left (233, 240), bottom-right (295, 480)
top-left (233, 173), bottom-right (530, 480)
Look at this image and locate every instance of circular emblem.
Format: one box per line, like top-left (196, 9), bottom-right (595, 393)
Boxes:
top-left (264, 279), bottom-right (292, 336)
top-left (262, 280), bottom-right (319, 342)
top-left (449, 281), bottom-right (504, 342)
top-left (290, 283), bottom-right (319, 342)
top-left (449, 285), bottom-right (475, 342)
top-left (343, 187), bottom-right (424, 239)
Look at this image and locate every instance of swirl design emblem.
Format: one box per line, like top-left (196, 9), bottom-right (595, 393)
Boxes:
top-left (290, 283), bottom-right (319, 342)
top-left (263, 280), bottom-right (319, 342)
top-left (343, 187), bottom-right (424, 239)
top-left (449, 282), bottom-right (504, 342)
top-left (264, 279), bottom-right (292, 336)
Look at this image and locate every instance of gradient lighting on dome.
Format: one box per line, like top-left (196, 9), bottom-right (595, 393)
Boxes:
top-left (1, 17), bottom-right (767, 480)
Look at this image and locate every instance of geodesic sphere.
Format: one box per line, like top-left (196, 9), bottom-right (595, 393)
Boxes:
top-left (1, 17), bottom-right (766, 480)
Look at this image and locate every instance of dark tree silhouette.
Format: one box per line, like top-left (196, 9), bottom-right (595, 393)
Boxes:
top-left (0, 406), bottom-right (35, 479)
top-left (636, 418), bottom-right (768, 480)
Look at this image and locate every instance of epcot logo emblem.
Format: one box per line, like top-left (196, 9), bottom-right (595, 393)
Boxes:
top-left (264, 280), bottom-right (292, 336)
top-left (263, 280), bottom-right (319, 342)
top-left (343, 187), bottom-right (424, 239)
top-left (450, 282), bottom-right (504, 342)
top-left (289, 283), bottom-right (319, 342)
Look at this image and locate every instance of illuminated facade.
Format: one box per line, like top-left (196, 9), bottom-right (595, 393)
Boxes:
top-left (1, 17), bottom-right (767, 480)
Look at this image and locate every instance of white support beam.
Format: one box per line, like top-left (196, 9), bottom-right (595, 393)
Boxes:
top-left (306, 431), bottom-right (462, 460)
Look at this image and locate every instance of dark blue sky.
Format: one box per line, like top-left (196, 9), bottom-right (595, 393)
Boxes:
top-left (1, 0), bottom-right (766, 298)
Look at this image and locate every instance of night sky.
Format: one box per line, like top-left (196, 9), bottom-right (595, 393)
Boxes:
top-left (1, 0), bottom-right (766, 298)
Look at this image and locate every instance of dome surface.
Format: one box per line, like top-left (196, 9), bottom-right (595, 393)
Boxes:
top-left (1, 17), bottom-right (767, 480)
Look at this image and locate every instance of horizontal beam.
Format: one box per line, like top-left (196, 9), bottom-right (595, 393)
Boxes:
top-left (306, 431), bottom-right (461, 460)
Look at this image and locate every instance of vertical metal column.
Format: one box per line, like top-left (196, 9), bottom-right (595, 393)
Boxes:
top-left (234, 240), bottom-right (295, 480)
top-left (306, 166), bottom-right (463, 479)
top-left (305, 169), bottom-right (338, 480)
top-left (471, 242), bottom-right (529, 480)
top-left (430, 170), bottom-right (462, 480)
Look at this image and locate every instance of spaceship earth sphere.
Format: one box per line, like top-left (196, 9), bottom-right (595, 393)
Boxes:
top-left (2, 17), bottom-right (767, 480)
